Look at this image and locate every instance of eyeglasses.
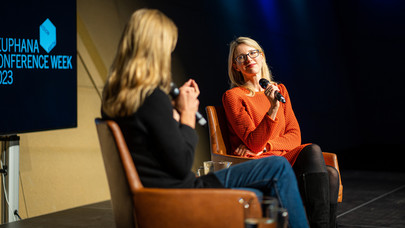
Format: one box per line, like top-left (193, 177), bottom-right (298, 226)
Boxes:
top-left (234, 49), bottom-right (261, 63)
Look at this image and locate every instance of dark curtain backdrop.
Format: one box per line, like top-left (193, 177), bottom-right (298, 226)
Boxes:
top-left (143, 0), bottom-right (405, 171)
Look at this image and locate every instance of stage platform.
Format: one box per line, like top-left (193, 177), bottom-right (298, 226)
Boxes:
top-left (0, 170), bottom-right (403, 227)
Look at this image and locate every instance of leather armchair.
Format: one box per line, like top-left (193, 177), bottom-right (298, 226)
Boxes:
top-left (95, 118), bottom-right (260, 228)
top-left (205, 106), bottom-right (343, 203)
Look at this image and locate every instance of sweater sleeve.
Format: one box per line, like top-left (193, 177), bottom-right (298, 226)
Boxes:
top-left (222, 89), bottom-right (279, 153)
top-left (268, 84), bottom-right (301, 151)
top-left (139, 89), bottom-right (198, 179)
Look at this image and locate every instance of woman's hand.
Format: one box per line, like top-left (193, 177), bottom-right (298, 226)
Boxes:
top-left (264, 83), bottom-right (280, 120)
top-left (172, 108), bottom-right (180, 122)
top-left (234, 144), bottom-right (263, 157)
top-left (174, 79), bottom-right (200, 128)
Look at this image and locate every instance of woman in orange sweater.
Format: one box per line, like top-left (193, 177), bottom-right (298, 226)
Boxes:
top-left (222, 37), bottom-right (339, 228)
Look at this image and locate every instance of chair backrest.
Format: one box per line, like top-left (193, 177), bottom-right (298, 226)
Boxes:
top-left (206, 106), bottom-right (231, 155)
top-left (206, 106), bottom-right (255, 165)
top-left (95, 118), bottom-right (142, 228)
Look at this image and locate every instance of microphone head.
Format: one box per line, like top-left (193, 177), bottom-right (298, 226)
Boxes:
top-left (259, 78), bottom-right (270, 89)
top-left (170, 82), bottom-right (180, 99)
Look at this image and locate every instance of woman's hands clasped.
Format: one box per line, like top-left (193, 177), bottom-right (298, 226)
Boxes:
top-left (173, 79), bottom-right (200, 129)
top-left (234, 144), bottom-right (263, 157)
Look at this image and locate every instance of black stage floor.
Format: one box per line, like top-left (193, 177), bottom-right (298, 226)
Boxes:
top-left (337, 170), bottom-right (405, 228)
top-left (0, 170), bottom-right (403, 227)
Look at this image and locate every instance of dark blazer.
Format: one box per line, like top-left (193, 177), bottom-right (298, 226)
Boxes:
top-left (103, 88), bottom-right (222, 188)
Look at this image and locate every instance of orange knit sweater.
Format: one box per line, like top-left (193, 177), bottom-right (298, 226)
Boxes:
top-left (222, 84), bottom-right (309, 165)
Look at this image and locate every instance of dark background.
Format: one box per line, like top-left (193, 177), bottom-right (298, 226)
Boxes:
top-left (144, 0), bottom-right (405, 172)
top-left (0, 1), bottom-right (77, 135)
top-left (4, 0), bottom-right (403, 171)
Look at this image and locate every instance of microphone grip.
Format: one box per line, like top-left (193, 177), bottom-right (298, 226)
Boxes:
top-left (195, 111), bottom-right (207, 126)
top-left (275, 91), bottom-right (286, 103)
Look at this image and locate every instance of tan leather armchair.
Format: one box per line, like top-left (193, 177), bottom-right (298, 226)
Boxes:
top-left (205, 106), bottom-right (343, 203)
top-left (95, 118), bottom-right (260, 228)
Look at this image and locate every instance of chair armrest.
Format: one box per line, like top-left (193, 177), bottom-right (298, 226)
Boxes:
top-left (211, 152), bottom-right (254, 165)
top-left (322, 152), bottom-right (338, 168)
top-left (133, 188), bottom-right (259, 228)
top-left (322, 152), bottom-right (343, 203)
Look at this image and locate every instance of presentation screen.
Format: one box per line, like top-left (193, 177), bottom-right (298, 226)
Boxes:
top-left (0, 1), bottom-right (77, 135)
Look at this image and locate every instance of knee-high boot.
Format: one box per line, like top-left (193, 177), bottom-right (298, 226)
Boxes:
top-left (330, 203), bottom-right (338, 228)
top-left (297, 172), bottom-right (330, 228)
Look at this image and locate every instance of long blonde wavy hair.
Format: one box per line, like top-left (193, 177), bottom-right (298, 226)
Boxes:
top-left (228, 37), bottom-right (274, 94)
top-left (102, 9), bottom-right (178, 117)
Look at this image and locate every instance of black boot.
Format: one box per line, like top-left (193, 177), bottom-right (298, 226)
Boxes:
top-left (297, 172), bottom-right (330, 228)
top-left (330, 203), bottom-right (338, 228)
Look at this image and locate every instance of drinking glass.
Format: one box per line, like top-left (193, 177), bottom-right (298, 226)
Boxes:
top-left (277, 208), bottom-right (288, 228)
top-left (203, 161), bottom-right (232, 175)
top-left (242, 196), bottom-right (278, 228)
top-left (196, 166), bottom-right (204, 177)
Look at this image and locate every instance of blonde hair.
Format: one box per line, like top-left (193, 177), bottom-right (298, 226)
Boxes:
top-left (228, 37), bottom-right (274, 94)
top-left (102, 9), bottom-right (178, 117)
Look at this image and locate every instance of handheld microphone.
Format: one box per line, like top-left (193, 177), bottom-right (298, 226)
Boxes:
top-left (170, 82), bottom-right (207, 126)
top-left (259, 78), bottom-right (286, 103)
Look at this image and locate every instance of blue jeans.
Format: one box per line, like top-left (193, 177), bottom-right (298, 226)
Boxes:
top-left (214, 156), bottom-right (309, 228)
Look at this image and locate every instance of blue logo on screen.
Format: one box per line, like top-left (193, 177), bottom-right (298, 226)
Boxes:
top-left (0, 18), bottom-right (72, 86)
top-left (39, 19), bottom-right (56, 53)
